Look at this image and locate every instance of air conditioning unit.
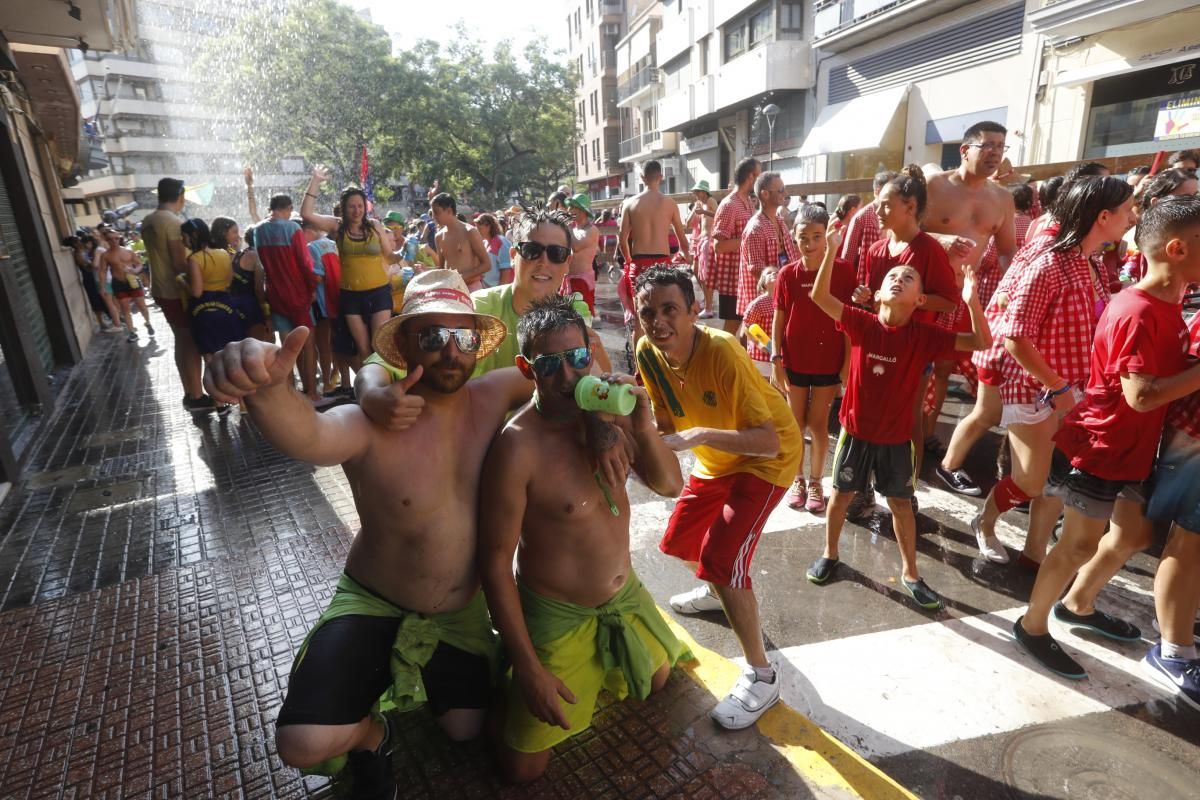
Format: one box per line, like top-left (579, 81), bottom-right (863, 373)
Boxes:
top-left (602, 23), bottom-right (621, 37)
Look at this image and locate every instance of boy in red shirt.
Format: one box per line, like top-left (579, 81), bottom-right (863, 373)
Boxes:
top-left (805, 217), bottom-right (992, 610)
top-left (1014, 196), bottom-right (1200, 679)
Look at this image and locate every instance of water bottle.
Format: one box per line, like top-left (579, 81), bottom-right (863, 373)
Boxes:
top-left (575, 375), bottom-right (636, 416)
top-left (747, 323), bottom-right (771, 353)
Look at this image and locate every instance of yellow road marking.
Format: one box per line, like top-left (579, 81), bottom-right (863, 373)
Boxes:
top-left (665, 616), bottom-right (919, 800)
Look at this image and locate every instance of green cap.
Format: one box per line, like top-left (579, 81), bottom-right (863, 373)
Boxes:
top-left (564, 193), bottom-right (593, 216)
top-left (691, 180), bottom-right (711, 195)
top-left (384, 211), bottom-right (406, 226)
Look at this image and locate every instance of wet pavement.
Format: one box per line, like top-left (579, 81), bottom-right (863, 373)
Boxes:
top-left (0, 274), bottom-right (1196, 799)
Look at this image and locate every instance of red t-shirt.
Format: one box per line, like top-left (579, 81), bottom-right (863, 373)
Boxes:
top-left (838, 305), bottom-right (958, 444)
top-left (1055, 288), bottom-right (1190, 481)
top-left (775, 258), bottom-right (854, 375)
top-left (864, 232), bottom-right (958, 326)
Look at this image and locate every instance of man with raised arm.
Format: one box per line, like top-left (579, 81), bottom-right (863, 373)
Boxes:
top-left (480, 297), bottom-right (689, 783)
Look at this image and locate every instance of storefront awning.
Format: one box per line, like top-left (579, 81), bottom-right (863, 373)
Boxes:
top-left (799, 85), bottom-right (909, 157)
top-left (1056, 46), bottom-right (1200, 88)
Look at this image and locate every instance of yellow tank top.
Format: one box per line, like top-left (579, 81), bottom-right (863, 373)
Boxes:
top-left (338, 227), bottom-right (389, 291)
top-left (199, 248), bottom-right (233, 292)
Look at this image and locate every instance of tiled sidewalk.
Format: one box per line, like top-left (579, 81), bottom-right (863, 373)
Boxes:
top-left (0, 315), bottom-right (891, 799)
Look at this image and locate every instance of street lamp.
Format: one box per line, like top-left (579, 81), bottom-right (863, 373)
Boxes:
top-left (762, 103), bottom-right (780, 169)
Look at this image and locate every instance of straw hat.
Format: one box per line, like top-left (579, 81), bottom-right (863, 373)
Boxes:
top-left (372, 270), bottom-right (507, 370)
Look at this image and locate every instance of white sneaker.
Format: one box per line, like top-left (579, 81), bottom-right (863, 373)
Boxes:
top-left (670, 585), bottom-right (723, 614)
top-left (971, 512), bottom-right (1010, 563)
top-left (709, 668), bottom-right (781, 730)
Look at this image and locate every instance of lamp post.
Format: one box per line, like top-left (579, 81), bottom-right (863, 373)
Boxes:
top-left (763, 102), bottom-right (780, 169)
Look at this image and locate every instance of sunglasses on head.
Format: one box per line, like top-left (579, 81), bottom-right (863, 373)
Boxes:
top-left (414, 326), bottom-right (481, 353)
top-left (516, 241), bottom-right (571, 264)
top-left (520, 346), bottom-right (591, 377)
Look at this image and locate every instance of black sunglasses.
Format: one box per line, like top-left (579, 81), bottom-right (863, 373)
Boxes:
top-left (522, 346), bottom-right (590, 377)
top-left (516, 241), bottom-right (571, 264)
top-left (415, 326), bottom-right (481, 353)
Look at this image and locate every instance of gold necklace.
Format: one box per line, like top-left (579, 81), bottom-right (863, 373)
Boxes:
top-left (664, 330), bottom-right (700, 389)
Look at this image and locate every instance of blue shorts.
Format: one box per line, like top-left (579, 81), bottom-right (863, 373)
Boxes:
top-left (340, 284), bottom-right (392, 317)
top-left (1147, 428), bottom-right (1200, 533)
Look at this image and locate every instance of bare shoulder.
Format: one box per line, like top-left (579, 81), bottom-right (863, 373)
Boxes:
top-left (987, 180), bottom-right (1017, 207)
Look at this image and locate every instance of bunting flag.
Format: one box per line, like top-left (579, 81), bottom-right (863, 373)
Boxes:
top-left (183, 181), bottom-right (214, 206)
top-left (360, 144), bottom-right (375, 212)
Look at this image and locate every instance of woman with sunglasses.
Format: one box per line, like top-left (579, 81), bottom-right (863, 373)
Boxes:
top-left (300, 165), bottom-right (401, 368)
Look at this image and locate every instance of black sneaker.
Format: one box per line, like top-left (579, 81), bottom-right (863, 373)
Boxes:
top-left (183, 395), bottom-right (217, 414)
top-left (935, 465), bottom-right (982, 496)
top-left (1013, 616), bottom-right (1086, 680)
top-left (923, 435), bottom-right (944, 456)
top-left (845, 492), bottom-right (874, 522)
top-left (146, 322), bottom-right (155, 336)
top-left (901, 577), bottom-right (943, 610)
top-left (1052, 603), bottom-right (1141, 642)
top-left (346, 716), bottom-right (396, 800)
top-left (806, 557), bottom-right (839, 585)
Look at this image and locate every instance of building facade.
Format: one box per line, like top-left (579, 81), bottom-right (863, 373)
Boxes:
top-left (0, 0), bottom-right (138, 485)
top-left (71, 0), bottom-right (304, 226)
top-left (566, 0), bottom-right (628, 200)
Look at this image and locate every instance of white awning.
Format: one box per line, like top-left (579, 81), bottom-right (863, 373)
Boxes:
top-left (799, 85), bottom-right (910, 157)
top-left (1056, 47), bottom-right (1200, 88)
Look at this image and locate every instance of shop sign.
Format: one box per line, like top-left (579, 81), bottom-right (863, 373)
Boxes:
top-left (680, 132), bottom-right (718, 155)
top-left (1154, 93), bottom-right (1200, 140)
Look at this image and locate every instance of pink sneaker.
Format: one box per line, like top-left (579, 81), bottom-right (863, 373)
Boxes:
top-left (805, 480), bottom-right (826, 513)
top-left (785, 479), bottom-right (806, 510)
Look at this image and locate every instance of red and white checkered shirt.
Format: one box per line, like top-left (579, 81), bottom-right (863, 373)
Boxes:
top-left (996, 246), bottom-right (1109, 406)
top-left (977, 212), bottom-right (1033, 309)
top-left (742, 293), bottom-right (774, 362)
top-left (840, 203), bottom-right (883, 286)
top-left (737, 212), bottom-right (799, 315)
top-left (1166, 390), bottom-right (1200, 440)
top-left (971, 229), bottom-right (1058, 380)
top-left (712, 191), bottom-right (756, 297)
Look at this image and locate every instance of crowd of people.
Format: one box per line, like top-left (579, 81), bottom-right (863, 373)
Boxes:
top-left (94, 128), bottom-right (1199, 797)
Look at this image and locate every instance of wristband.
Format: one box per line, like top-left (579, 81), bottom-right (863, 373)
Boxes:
top-left (1046, 382), bottom-right (1072, 397)
top-left (770, 354), bottom-right (784, 364)
top-left (304, 192), bottom-right (318, 199)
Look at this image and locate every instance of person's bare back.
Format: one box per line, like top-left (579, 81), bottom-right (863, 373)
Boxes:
top-left (923, 171), bottom-right (1016, 269)
top-left (495, 404), bottom-right (633, 607)
top-left (569, 223), bottom-right (599, 277)
top-left (436, 220), bottom-right (490, 284)
top-left (622, 189), bottom-right (681, 257)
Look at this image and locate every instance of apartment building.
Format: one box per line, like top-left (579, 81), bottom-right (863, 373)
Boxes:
top-left (1025, 0), bottom-right (1200, 164)
top-left (566, 0), bottom-right (628, 200)
top-left (71, 0), bottom-right (303, 226)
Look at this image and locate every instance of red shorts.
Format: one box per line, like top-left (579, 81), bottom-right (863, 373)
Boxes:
top-left (114, 285), bottom-right (144, 300)
top-left (622, 255), bottom-right (671, 303)
top-left (564, 274), bottom-right (595, 315)
top-left (660, 472), bottom-right (787, 589)
top-left (155, 296), bottom-right (189, 329)
top-left (976, 366), bottom-right (1005, 387)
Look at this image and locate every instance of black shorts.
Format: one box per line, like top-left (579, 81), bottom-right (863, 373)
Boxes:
top-left (276, 612), bottom-right (492, 727)
top-left (786, 369), bottom-right (841, 388)
top-left (831, 430), bottom-right (916, 498)
top-left (340, 284), bottom-right (392, 317)
top-left (332, 314), bottom-right (356, 356)
top-left (718, 293), bottom-right (741, 321)
top-left (1045, 448), bottom-right (1145, 521)
top-left (311, 302), bottom-right (327, 323)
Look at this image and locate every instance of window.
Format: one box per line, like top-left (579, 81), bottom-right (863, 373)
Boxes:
top-left (593, 138), bottom-right (600, 169)
top-left (566, 17), bottom-right (572, 42)
top-left (591, 90), bottom-right (598, 123)
top-left (699, 36), bottom-right (709, 75)
top-left (778, 2), bottom-right (802, 38)
top-left (749, 7), bottom-right (773, 46)
top-left (724, 25), bottom-right (746, 61)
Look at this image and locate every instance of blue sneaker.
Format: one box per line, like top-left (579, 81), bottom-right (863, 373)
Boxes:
top-left (1142, 644), bottom-right (1200, 712)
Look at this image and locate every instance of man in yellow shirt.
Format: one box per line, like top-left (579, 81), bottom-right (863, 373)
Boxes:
top-left (635, 266), bottom-right (802, 731)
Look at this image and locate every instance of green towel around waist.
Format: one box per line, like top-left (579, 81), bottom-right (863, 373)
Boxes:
top-left (518, 572), bottom-right (692, 700)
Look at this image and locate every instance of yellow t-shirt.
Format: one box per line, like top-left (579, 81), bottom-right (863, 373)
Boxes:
top-left (637, 327), bottom-right (801, 488)
top-left (140, 208), bottom-right (184, 299)
top-left (196, 248), bottom-right (233, 292)
top-left (338, 228), bottom-right (389, 291)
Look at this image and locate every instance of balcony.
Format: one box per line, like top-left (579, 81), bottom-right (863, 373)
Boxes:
top-left (99, 136), bottom-right (235, 156)
top-left (714, 41), bottom-right (813, 111)
top-left (656, 9), bottom-right (692, 65)
top-left (1027, 0), bottom-right (1196, 43)
top-left (0, 0), bottom-right (137, 53)
top-left (659, 77), bottom-right (715, 132)
top-left (812, 0), bottom-right (975, 53)
top-left (81, 97), bottom-right (206, 120)
top-left (618, 129), bottom-right (679, 163)
top-left (600, 49), bottom-right (618, 71)
top-left (72, 56), bottom-right (160, 81)
top-left (617, 66), bottom-right (662, 105)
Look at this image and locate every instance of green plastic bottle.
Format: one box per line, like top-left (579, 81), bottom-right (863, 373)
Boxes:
top-left (574, 375), bottom-right (636, 415)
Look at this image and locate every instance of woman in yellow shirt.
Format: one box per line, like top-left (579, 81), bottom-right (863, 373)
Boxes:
top-left (300, 166), bottom-right (400, 365)
top-left (181, 218), bottom-right (245, 357)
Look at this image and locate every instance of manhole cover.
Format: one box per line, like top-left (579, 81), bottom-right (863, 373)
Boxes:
top-left (1001, 724), bottom-right (1198, 799)
top-left (67, 480), bottom-right (143, 513)
top-left (27, 465), bottom-right (96, 490)
top-left (85, 427), bottom-right (147, 449)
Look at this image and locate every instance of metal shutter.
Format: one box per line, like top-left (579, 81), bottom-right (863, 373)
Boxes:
top-left (0, 175), bottom-right (56, 373)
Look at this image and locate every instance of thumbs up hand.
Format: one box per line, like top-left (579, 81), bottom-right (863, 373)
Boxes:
top-left (359, 364), bottom-right (427, 431)
top-left (205, 327), bottom-right (310, 405)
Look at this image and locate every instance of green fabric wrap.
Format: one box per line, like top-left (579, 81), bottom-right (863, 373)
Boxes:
top-left (292, 573), bottom-right (499, 776)
top-left (518, 573), bottom-right (692, 700)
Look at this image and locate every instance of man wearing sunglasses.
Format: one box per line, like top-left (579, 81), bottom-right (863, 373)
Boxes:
top-left (479, 297), bottom-right (689, 783)
top-left (356, 210), bottom-right (611, 430)
top-left (201, 271), bottom-right (552, 796)
top-left (634, 266), bottom-right (802, 732)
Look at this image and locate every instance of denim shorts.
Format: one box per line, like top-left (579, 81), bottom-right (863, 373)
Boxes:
top-left (1147, 428), bottom-right (1200, 532)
